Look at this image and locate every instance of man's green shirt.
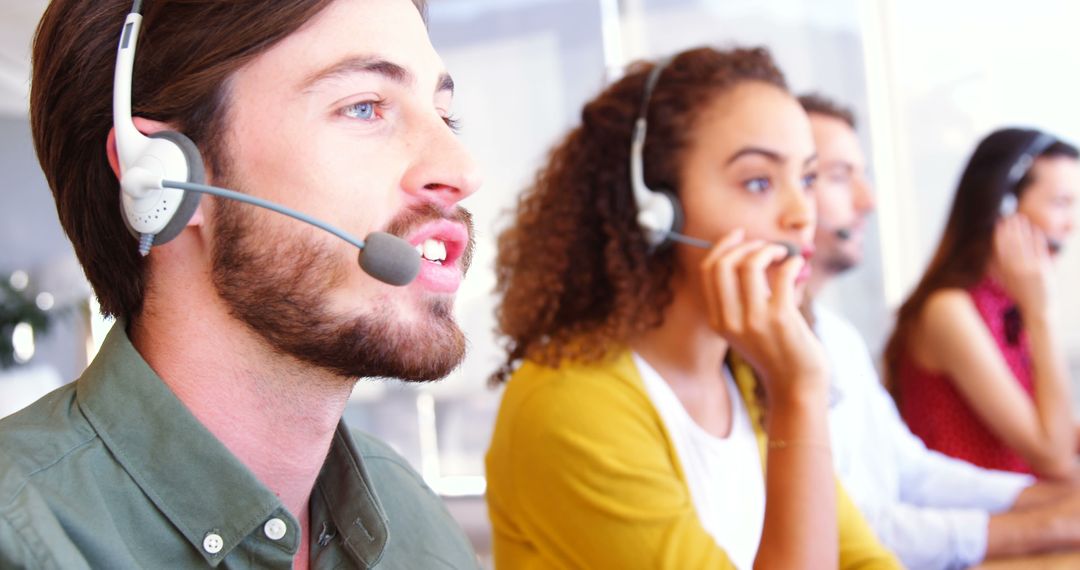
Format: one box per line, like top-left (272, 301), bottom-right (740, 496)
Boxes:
top-left (0, 325), bottom-right (479, 569)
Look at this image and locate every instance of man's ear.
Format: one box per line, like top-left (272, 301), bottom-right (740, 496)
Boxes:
top-left (106, 117), bottom-right (205, 227)
top-left (106, 117), bottom-right (176, 178)
top-left (106, 128), bottom-right (122, 180)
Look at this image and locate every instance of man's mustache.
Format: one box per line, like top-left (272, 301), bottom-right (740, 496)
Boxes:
top-left (385, 203), bottom-right (475, 274)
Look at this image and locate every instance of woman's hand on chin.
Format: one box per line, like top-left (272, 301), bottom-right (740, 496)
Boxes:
top-left (700, 229), bottom-right (829, 406)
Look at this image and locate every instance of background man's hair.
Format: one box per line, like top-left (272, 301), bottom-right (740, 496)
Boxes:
top-left (798, 92), bottom-right (856, 129)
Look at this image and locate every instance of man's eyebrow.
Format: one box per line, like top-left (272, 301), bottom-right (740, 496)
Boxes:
top-left (301, 56), bottom-right (411, 92)
top-left (822, 160), bottom-right (855, 172)
top-left (299, 55), bottom-right (455, 96)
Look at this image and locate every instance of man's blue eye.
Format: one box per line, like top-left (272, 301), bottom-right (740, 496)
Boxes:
top-left (745, 178), bottom-right (770, 193)
top-left (802, 172), bottom-right (819, 190)
top-left (344, 101), bottom-right (376, 120)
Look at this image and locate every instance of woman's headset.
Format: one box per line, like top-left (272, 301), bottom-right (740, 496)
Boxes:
top-left (626, 56), bottom-right (797, 258)
top-left (999, 131), bottom-right (1057, 217)
top-left (628, 56), bottom-right (693, 250)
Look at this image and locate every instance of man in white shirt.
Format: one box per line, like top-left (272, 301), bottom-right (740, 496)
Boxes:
top-left (801, 93), bottom-right (1080, 569)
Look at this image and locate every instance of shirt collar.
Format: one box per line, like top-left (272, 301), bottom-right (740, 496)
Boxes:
top-left (75, 322), bottom-right (388, 566)
top-left (313, 425), bottom-right (390, 567)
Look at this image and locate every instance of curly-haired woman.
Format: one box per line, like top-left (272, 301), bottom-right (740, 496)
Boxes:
top-left (886, 129), bottom-right (1080, 480)
top-left (485, 46), bottom-right (900, 569)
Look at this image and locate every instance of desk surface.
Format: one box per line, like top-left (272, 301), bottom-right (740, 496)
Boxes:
top-left (977, 551), bottom-right (1080, 569)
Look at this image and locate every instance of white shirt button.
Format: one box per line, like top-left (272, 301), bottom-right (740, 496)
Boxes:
top-left (203, 533), bottom-right (224, 554)
top-left (263, 518), bottom-right (288, 541)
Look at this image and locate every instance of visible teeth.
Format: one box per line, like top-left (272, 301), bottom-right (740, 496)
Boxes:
top-left (420, 239), bottom-right (447, 263)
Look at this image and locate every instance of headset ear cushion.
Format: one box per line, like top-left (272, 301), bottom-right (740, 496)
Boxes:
top-left (147, 130), bottom-right (205, 245)
top-left (651, 188), bottom-right (685, 251)
top-left (999, 192), bottom-right (1018, 217)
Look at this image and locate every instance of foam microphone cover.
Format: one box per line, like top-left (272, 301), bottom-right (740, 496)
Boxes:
top-left (358, 231), bottom-right (421, 286)
top-left (776, 241), bottom-right (800, 260)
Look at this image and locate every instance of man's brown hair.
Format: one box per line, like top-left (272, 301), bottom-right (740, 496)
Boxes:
top-left (797, 92), bottom-right (856, 129)
top-left (492, 46), bottom-right (788, 383)
top-left (30, 0), bottom-right (427, 321)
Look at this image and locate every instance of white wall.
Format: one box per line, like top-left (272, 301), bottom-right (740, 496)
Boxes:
top-left (868, 0), bottom-right (1080, 362)
top-left (0, 1), bottom-right (47, 117)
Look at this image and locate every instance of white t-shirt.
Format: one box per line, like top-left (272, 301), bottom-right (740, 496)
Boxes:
top-left (816, 303), bottom-right (1032, 570)
top-left (633, 353), bottom-right (765, 570)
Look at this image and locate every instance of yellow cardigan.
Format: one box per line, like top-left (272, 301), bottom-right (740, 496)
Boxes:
top-left (485, 350), bottom-right (900, 569)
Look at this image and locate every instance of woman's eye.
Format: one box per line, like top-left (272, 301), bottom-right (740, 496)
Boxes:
top-left (802, 172), bottom-right (819, 190)
top-left (744, 177), bottom-right (770, 193)
top-left (343, 101), bottom-right (377, 120)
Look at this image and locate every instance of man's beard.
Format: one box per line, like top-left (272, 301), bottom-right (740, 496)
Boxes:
top-left (815, 226), bottom-right (861, 277)
top-left (209, 181), bottom-right (474, 382)
top-left (820, 248), bottom-right (858, 276)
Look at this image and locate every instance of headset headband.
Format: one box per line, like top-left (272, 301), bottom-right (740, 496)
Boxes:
top-left (1000, 131), bottom-right (1057, 216)
top-left (1006, 131), bottom-right (1057, 189)
top-left (628, 57), bottom-right (673, 205)
top-left (627, 56), bottom-right (684, 249)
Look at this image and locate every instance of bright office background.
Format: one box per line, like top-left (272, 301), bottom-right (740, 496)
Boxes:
top-left (2, 0), bottom-right (1080, 565)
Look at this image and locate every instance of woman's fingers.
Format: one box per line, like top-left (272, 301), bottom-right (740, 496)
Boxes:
top-left (715, 240), bottom-right (765, 333)
top-left (996, 215), bottom-right (1026, 266)
top-left (994, 218), bottom-right (1008, 259)
top-left (1021, 216), bottom-right (1051, 262)
top-left (1017, 215), bottom-right (1035, 256)
top-left (702, 235), bottom-right (799, 339)
top-left (739, 243), bottom-right (790, 325)
top-left (770, 253), bottom-right (805, 311)
top-left (702, 229), bottom-right (745, 331)
top-left (1000, 214), bottom-right (1051, 266)
top-left (702, 228), bottom-right (745, 266)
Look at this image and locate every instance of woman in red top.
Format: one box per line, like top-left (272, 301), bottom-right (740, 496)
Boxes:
top-left (885, 128), bottom-right (1080, 479)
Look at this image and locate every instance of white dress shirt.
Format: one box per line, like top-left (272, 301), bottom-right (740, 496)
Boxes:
top-left (816, 303), bottom-right (1033, 570)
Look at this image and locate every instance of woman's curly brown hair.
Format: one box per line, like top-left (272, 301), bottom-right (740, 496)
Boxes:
top-left (492, 46), bottom-right (787, 383)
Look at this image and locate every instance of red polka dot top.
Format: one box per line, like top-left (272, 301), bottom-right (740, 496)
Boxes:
top-left (897, 277), bottom-right (1034, 475)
